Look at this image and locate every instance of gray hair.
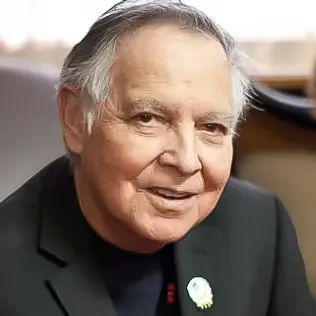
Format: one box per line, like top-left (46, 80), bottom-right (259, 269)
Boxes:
top-left (57, 0), bottom-right (251, 133)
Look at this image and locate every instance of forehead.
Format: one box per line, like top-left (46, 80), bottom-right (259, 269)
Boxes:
top-left (115, 23), bottom-right (230, 113)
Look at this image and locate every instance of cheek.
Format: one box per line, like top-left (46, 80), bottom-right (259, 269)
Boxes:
top-left (201, 141), bottom-right (233, 190)
top-left (82, 124), bottom-right (164, 180)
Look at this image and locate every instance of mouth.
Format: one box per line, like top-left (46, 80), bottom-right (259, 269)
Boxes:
top-left (147, 187), bottom-right (197, 200)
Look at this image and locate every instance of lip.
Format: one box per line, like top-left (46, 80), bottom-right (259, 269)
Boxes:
top-left (150, 186), bottom-right (200, 195)
top-left (145, 188), bottom-right (198, 212)
top-left (149, 187), bottom-right (196, 199)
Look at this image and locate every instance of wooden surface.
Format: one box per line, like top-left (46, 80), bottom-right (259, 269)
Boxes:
top-left (235, 109), bottom-right (316, 155)
top-left (256, 74), bottom-right (308, 90)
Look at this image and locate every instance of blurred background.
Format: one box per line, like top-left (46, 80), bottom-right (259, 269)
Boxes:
top-left (1, 0), bottom-right (316, 297)
top-left (1, 0), bottom-right (316, 79)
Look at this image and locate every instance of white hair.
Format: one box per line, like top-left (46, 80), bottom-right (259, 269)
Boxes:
top-left (57, 0), bottom-right (251, 134)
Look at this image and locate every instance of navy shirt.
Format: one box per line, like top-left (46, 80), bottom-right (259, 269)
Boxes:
top-left (94, 237), bottom-right (179, 316)
top-left (101, 241), bottom-right (163, 316)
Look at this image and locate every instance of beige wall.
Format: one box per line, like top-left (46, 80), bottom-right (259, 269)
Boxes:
top-left (0, 38), bottom-right (315, 77)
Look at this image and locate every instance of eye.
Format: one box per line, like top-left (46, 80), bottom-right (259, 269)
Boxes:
top-left (134, 112), bottom-right (156, 124)
top-left (201, 123), bottom-right (228, 135)
top-left (130, 112), bottom-right (166, 129)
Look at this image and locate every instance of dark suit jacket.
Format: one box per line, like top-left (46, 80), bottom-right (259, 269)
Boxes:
top-left (0, 156), bottom-right (314, 316)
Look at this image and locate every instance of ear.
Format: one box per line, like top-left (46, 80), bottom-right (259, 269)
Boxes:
top-left (58, 86), bottom-right (85, 155)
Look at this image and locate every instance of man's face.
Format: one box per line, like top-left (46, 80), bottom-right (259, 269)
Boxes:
top-left (68, 24), bottom-right (233, 249)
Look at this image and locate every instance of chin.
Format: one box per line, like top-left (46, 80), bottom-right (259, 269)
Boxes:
top-left (140, 217), bottom-right (195, 245)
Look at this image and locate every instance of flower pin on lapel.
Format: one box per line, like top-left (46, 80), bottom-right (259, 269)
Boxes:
top-left (187, 277), bottom-right (213, 310)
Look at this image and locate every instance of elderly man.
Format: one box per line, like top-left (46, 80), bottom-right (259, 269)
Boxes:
top-left (0, 1), bottom-right (314, 315)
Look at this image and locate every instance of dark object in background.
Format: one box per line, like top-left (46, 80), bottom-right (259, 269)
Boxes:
top-left (251, 82), bottom-right (316, 129)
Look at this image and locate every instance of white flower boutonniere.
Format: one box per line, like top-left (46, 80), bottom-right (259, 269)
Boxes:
top-left (187, 277), bottom-right (213, 310)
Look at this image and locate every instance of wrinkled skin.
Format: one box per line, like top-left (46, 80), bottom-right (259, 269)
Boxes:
top-left (59, 23), bottom-right (233, 253)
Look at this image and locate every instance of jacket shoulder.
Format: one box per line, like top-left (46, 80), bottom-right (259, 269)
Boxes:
top-left (0, 156), bottom-right (69, 251)
top-left (210, 177), bottom-right (279, 230)
top-left (221, 176), bottom-right (276, 209)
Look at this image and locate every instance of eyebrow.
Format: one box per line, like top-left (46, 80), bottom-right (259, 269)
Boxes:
top-left (128, 98), bottom-right (167, 115)
top-left (201, 111), bottom-right (234, 122)
top-left (128, 97), bottom-right (234, 123)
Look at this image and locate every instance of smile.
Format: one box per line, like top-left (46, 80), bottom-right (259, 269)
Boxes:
top-left (148, 187), bottom-right (196, 200)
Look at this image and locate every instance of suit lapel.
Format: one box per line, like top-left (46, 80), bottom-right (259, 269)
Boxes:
top-left (46, 259), bottom-right (116, 316)
top-left (174, 221), bottom-right (230, 316)
top-left (38, 158), bottom-right (116, 316)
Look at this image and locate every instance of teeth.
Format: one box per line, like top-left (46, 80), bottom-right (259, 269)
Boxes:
top-left (155, 188), bottom-right (191, 198)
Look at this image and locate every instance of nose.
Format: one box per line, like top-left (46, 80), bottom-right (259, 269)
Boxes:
top-left (158, 128), bottom-right (202, 176)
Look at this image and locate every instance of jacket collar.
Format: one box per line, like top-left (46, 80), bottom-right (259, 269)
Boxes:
top-left (38, 157), bottom-right (116, 316)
